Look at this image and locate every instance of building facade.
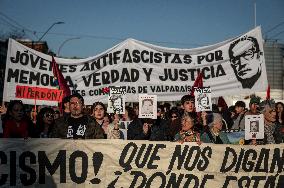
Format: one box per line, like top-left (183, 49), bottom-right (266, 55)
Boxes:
top-left (264, 41), bottom-right (284, 99)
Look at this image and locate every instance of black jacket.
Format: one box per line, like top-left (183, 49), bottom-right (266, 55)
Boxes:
top-left (127, 118), bottom-right (149, 140)
top-left (50, 115), bottom-right (104, 139)
top-left (149, 118), bottom-right (168, 141)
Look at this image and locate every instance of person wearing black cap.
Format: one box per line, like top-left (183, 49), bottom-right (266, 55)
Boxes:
top-left (247, 96), bottom-right (261, 115)
top-left (50, 93), bottom-right (104, 139)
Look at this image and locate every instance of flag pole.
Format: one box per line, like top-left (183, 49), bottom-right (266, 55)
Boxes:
top-left (33, 87), bottom-right (37, 123)
top-left (51, 56), bottom-right (71, 114)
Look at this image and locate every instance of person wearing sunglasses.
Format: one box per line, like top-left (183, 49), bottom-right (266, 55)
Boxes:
top-left (35, 107), bottom-right (55, 138)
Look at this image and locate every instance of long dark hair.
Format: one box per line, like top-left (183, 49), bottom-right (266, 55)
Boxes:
top-left (3, 100), bottom-right (26, 122)
top-left (36, 107), bottom-right (55, 134)
top-left (276, 102), bottom-right (284, 124)
top-left (125, 106), bottom-right (136, 120)
top-left (91, 102), bottom-right (106, 114)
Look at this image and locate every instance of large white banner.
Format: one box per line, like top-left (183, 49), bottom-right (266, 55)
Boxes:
top-left (0, 139), bottom-right (283, 187)
top-left (3, 27), bottom-right (268, 105)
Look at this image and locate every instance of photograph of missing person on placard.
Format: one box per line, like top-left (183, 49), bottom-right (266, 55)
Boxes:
top-left (138, 94), bottom-right (157, 119)
top-left (107, 86), bottom-right (126, 114)
top-left (245, 114), bottom-right (264, 140)
top-left (194, 87), bottom-right (212, 112)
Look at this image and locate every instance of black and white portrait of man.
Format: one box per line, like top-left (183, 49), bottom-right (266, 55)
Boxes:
top-left (141, 98), bottom-right (154, 114)
top-left (228, 36), bottom-right (263, 89)
top-left (250, 120), bottom-right (259, 132)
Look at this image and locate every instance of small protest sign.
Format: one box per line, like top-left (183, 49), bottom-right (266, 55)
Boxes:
top-left (107, 86), bottom-right (126, 114)
top-left (139, 94), bottom-right (157, 119)
top-left (245, 114), bottom-right (264, 140)
top-left (194, 87), bottom-right (212, 112)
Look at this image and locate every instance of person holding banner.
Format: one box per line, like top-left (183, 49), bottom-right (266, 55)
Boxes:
top-left (35, 107), bottom-right (55, 138)
top-left (180, 94), bottom-right (207, 132)
top-left (276, 102), bottom-right (284, 125)
top-left (201, 113), bottom-right (230, 144)
top-left (233, 96), bottom-right (261, 130)
top-left (101, 113), bottom-right (121, 139)
top-left (127, 116), bottom-right (150, 140)
top-left (174, 113), bottom-right (201, 144)
top-left (217, 97), bottom-right (233, 129)
top-left (166, 107), bottom-right (182, 141)
top-left (2, 100), bottom-right (34, 138)
top-left (50, 93), bottom-right (104, 139)
top-left (0, 104), bottom-right (7, 137)
top-left (231, 101), bottom-right (246, 130)
top-left (275, 102), bottom-right (284, 143)
top-left (148, 107), bottom-right (168, 141)
top-left (91, 102), bottom-right (107, 128)
top-left (61, 95), bottom-right (71, 118)
top-left (255, 99), bottom-right (283, 144)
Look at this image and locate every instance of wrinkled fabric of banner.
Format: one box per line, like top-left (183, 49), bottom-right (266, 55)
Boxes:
top-left (0, 139), bottom-right (283, 187)
top-left (3, 27), bottom-right (268, 105)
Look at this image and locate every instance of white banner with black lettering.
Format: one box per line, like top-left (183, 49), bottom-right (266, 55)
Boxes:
top-left (3, 26), bottom-right (268, 105)
top-left (0, 139), bottom-right (283, 187)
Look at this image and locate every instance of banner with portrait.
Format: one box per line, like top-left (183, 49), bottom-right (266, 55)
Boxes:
top-left (3, 27), bottom-right (268, 105)
top-left (0, 139), bottom-right (283, 187)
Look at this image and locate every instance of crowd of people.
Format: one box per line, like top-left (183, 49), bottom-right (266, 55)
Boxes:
top-left (0, 92), bottom-right (283, 145)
